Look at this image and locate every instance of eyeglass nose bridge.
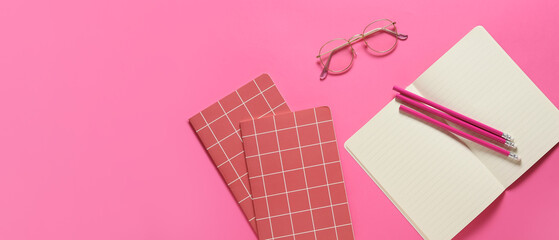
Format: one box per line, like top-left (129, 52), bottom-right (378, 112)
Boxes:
top-left (347, 34), bottom-right (362, 56)
top-left (349, 34), bottom-right (363, 42)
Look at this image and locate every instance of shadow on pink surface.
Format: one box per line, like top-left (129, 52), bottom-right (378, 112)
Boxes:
top-left (507, 144), bottom-right (557, 190)
top-left (454, 193), bottom-right (505, 239)
top-left (454, 144), bottom-right (558, 239)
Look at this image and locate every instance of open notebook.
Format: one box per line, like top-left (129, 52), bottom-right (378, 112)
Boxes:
top-left (345, 26), bottom-right (559, 240)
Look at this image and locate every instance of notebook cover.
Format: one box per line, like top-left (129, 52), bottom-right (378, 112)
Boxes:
top-left (240, 107), bottom-right (355, 240)
top-left (189, 74), bottom-right (291, 232)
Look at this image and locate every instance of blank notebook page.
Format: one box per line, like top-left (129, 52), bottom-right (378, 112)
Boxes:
top-left (413, 26), bottom-right (559, 188)
top-left (345, 85), bottom-right (504, 240)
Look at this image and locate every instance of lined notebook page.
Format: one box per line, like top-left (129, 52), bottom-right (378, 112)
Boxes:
top-left (413, 26), bottom-right (559, 188)
top-left (345, 85), bottom-right (504, 240)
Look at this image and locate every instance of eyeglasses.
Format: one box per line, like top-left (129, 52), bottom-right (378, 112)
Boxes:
top-left (317, 19), bottom-right (408, 80)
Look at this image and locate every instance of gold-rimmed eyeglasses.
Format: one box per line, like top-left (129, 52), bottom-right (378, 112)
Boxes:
top-left (317, 19), bottom-right (408, 80)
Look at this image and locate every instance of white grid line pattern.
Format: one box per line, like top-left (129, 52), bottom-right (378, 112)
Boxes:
top-left (257, 102), bottom-right (286, 119)
top-left (227, 172), bottom-right (248, 186)
top-left (199, 112), bottom-right (252, 199)
top-left (256, 202), bottom-right (349, 221)
top-left (272, 116), bottom-right (296, 236)
top-left (242, 107), bottom-right (355, 240)
top-left (245, 140), bottom-right (337, 159)
top-left (216, 151), bottom-right (244, 168)
top-left (211, 102), bottom-right (288, 169)
top-left (191, 76), bottom-right (292, 234)
top-left (212, 102), bottom-right (288, 170)
top-left (195, 83), bottom-right (275, 133)
top-left (205, 102), bottom-right (287, 151)
top-left (238, 195), bottom-right (251, 203)
top-left (253, 181), bottom-right (344, 200)
top-left (314, 108), bottom-right (339, 240)
top-left (293, 112), bottom-right (318, 239)
top-left (252, 118), bottom-right (275, 238)
top-left (217, 101), bottom-right (242, 141)
top-left (249, 161), bottom-right (341, 180)
top-left (253, 79), bottom-right (276, 115)
top-left (326, 111), bottom-right (357, 240)
top-left (242, 120), bottom-right (333, 138)
top-left (264, 223), bottom-right (353, 240)
top-left (235, 90), bottom-right (256, 120)
top-left (206, 129), bottom-right (241, 150)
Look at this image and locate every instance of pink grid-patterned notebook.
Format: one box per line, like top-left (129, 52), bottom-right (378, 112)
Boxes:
top-left (241, 107), bottom-right (355, 240)
top-left (189, 74), bottom-right (290, 232)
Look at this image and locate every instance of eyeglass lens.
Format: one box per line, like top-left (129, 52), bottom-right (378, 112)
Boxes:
top-left (319, 38), bottom-right (354, 73)
top-left (363, 19), bottom-right (398, 53)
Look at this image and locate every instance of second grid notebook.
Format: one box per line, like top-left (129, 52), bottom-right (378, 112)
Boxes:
top-left (241, 107), bottom-right (355, 240)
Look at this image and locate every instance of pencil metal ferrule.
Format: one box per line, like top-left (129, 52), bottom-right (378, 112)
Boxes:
top-left (505, 140), bottom-right (516, 149)
top-left (508, 152), bottom-right (521, 162)
top-left (502, 132), bottom-right (514, 141)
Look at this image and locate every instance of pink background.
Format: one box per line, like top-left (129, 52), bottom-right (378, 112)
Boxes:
top-left (0, 0), bottom-right (558, 239)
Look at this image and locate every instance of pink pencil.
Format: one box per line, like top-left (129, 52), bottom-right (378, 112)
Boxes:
top-left (395, 94), bottom-right (516, 149)
top-left (400, 105), bottom-right (520, 162)
top-left (393, 86), bottom-right (514, 141)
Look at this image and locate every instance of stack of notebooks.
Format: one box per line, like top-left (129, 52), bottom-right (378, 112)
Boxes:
top-left (190, 74), bottom-right (355, 240)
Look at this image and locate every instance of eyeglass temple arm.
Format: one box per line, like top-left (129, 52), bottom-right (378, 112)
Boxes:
top-left (316, 23), bottom-right (408, 58)
top-left (320, 53), bottom-right (333, 80)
